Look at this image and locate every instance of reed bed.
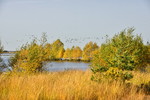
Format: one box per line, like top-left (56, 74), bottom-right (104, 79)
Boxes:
top-left (0, 70), bottom-right (149, 100)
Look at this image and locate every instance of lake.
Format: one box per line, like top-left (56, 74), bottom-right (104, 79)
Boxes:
top-left (0, 53), bottom-right (90, 72)
top-left (43, 61), bottom-right (90, 72)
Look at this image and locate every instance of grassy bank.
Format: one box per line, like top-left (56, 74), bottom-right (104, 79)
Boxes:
top-left (0, 70), bottom-right (150, 100)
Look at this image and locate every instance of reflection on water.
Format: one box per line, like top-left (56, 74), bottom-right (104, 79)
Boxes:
top-left (43, 61), bottom-right (90, 72)
top-left (0, 53), bottom-right (14, 66)
top-left (0, 53), bottom-right (14, 71)
top-left (0, 53), bottom-right (90, 72)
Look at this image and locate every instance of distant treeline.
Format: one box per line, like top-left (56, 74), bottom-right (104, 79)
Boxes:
top-left (47, 39), bottom-right (99, 61)
top-left (16, 39), bottom-right (99, 62)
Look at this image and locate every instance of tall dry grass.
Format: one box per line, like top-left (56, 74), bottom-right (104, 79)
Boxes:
top-left (0, 70), bottom-right (149, 100)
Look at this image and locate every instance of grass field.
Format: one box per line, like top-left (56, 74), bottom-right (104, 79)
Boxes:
top-left (0, 70), bottom-right (150, 100)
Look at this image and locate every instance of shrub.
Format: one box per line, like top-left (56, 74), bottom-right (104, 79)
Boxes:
top-left (91, 28), bottom-right (149, 81)
top-left (10, 34), bottom-right (49, 73)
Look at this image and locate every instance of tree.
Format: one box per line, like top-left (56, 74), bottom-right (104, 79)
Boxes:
top-left (82, 42), bottom-right (99, 61)
top-left (51, 39), bottom-right (65, 59)
top-left (72, 46), bottom-right (82, 59)
top-left (63, 48), bottom-right (71, 59)
top-left (10, 34), bottom-right (49, 73)
top-left (91, 28), bottom-right (149, 81)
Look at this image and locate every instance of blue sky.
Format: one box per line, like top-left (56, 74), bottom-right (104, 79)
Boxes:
top-left (0, 0), bottom-right (150, 50)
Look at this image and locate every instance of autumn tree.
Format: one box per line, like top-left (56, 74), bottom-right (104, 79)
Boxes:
top-left (63, 46), bottom-right (82, 60)
top-left (50, 39), bottom-right (65, 60)
top-left (72, 46), bottom-right (82, 60)
top-left (69, 46), bottom-right (75, 59)
top-left (63, 48), bottom-right (71, 59)
top-left (82, 42), bottom-right (99, 61)
top-left (10, 34), bottom-right (49, 73)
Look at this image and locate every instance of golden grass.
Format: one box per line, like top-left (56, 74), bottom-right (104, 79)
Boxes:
top-left (0, 70), bottom-right (149, 100)
top-left (130, 71), bottom-right (150, 85)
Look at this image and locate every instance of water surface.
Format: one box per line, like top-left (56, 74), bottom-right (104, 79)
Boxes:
top-left (0, 53), bottom-right (90, 72)
top-left (43, 61), bottom-right (90, 72)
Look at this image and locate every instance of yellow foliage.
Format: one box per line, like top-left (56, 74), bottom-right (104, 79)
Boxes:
top-left (51, 39), bottom-right (64, 59)
top-left (82, 42), bottom-right (99, 61)
top-left (12, 35), bottom-right (49, 73)
top-left (72, 46), bottom-right (82, 59)
top-left (63, 48), bottom-right (71, 59)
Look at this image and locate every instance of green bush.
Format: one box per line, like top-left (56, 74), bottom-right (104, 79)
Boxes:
top-left (91, 28), bottom-right (149, 81)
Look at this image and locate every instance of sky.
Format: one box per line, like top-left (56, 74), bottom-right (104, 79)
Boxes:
top-left (0, 0), bottom-right (150, 51)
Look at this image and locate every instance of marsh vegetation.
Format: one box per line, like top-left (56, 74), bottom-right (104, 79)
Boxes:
top-left (0, 28), bottom-right (150, 100)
